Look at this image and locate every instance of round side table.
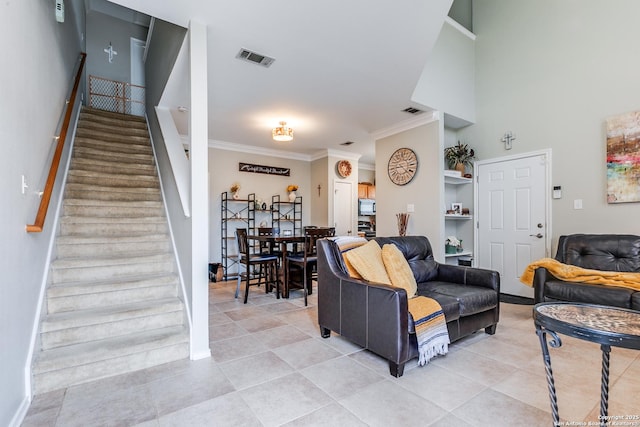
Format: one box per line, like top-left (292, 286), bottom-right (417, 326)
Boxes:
top-left (533, 302), bottom-right (640, 427)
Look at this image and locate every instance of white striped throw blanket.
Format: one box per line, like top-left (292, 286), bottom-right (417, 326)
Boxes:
top-left (408, 296), bottom-right (450, 365)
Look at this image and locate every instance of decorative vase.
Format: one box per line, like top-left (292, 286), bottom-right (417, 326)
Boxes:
top-left (288, 191), bottom-right (297, 202)
top-left (454, 163), bottom-right (465, 174)
top-left (445, 244), bottom-right (457, 254)
top-left (232, 192), bottom-right (240, 200)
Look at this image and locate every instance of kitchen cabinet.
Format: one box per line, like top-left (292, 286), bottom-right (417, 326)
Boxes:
top-left (358, 182), bottom-right (375, 199)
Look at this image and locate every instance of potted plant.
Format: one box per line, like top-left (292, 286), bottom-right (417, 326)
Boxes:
top-left (287, 184), bottom-right (298, 202)
top-left (444, 141), bottom-right (475, 173)
top-left (445, 236), bottom-right (461, 254)
top-left (230, 183), bottom-right (240, 199)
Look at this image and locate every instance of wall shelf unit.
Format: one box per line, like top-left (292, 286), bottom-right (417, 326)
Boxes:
top-left (444, 173), bottom-right (474, 266)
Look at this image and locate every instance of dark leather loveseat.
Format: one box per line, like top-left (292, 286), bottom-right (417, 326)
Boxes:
top-left (533, 234), bottom-right (640, 310)
top-left (317, 235), bottom-right (500, 377)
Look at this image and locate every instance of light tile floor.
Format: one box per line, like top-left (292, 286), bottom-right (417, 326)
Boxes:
top-left (23, 280), bottom-right (640, 426)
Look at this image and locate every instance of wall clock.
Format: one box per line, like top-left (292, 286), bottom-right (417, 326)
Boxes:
top-left (388, 148), bottom-right (418, 186)
top-left (336, 160), bottom-right (352, 178)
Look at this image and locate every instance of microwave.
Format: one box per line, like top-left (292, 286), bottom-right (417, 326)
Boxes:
top-left (358, 199), bottom-right (376, 215)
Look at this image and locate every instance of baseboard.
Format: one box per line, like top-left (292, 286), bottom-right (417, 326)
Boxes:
top-left (8, 395), bottom-right (31, 427)
top-left (500, 293), bottom-right (534, 305)
top-left (190, 348), bottom-right (212, 360)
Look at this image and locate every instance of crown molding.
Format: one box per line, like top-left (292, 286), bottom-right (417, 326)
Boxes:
top-left (207, 139), bottom-right (312, 161)
top-left (371, 110), bottom-right (440, 140)
top-left (309, 149), bottom-right (362, 162)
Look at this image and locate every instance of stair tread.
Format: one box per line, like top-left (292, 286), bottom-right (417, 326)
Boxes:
top-left (51, 253), bottom-right (173, 270)
top-left (81, 107), bottom-right (147, 123)
top-left (65, 183), bottom-right (160, 193)
top-left (67, 169), bottom-right (158, 180)
top-left (56, 234), bottom-right (169, 245)
top-left (35, 325), bottom-right (189, 373)
top-left (42, 297), bottom-right (184, 332)
top-left (49, 273), bottom-right (179, 295)
top-left (63, 199), bottom-right (163, 208)
top-left (59, 215), bottom-right (166, 224)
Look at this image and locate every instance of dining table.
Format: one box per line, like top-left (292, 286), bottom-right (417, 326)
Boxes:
top-left (247, 234), bottom-right (306, 298)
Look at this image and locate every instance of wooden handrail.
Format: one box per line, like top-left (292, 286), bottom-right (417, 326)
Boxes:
top-left (27, 52), bottom-right (86, 233)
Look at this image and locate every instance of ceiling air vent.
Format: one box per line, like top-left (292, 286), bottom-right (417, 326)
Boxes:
top-left (340, 141), bottom-right (355, 146)
top-left (236, 48), bottom-right (275, 68)
top-left (402, 107), bottom-right (425, 115)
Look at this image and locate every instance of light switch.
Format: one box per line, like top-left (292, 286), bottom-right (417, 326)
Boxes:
top-left (573, 199), bottom-right (583, 210)
top-left (407, 204), bottom-right (415, 213)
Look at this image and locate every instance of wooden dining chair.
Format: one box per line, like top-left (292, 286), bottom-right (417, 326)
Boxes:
top-left (235, 228), bottom-right (280, 303)
top-left (286, 227), bottom-right (335, 306)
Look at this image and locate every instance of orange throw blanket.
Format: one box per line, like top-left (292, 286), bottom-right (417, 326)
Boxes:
top-left (407, 296), bottom-right (449, 366)
top-left (521, 257), bottom-right (640, 292)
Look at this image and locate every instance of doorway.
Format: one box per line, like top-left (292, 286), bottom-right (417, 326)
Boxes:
top-left (333, 180), bottom-right (354, 236)
top-left (130, 37), bottom-right (145, 116)
top-left (474, 150), bottom-right (551, 298)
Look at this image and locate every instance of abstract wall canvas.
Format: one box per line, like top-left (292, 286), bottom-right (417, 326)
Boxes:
top-left (606, 110), bottom-right (640, 203)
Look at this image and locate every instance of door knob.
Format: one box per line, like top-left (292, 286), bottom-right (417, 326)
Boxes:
top-left (529, 233), bottom-right (543, 238)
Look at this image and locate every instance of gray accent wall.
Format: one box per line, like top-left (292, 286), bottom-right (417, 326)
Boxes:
top-left (1, 1), bottom-right (83, 424)
top-left (85, 10), bottom-right (148, 84)
top-left (460, 0), bottom-right (640, 241)
top-left (144, 20), bottom-right (189, 306)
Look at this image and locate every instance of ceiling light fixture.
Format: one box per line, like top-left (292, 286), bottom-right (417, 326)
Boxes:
top-left (272, 121), bottom-right (293, 142)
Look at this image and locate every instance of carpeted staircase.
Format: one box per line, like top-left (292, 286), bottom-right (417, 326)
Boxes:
top-left (32, 107), bottom-right (189, 394)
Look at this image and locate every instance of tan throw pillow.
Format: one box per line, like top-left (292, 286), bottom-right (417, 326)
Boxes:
top-left (344, 240), bottom-right (391, 285)
top-left (342, 254), bottom-right (363, 279)
top-left (382, 243), bottom-right (417, 298)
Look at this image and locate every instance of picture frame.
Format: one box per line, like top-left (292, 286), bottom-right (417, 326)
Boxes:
top-left (451, 203), bottom-right (462, 215)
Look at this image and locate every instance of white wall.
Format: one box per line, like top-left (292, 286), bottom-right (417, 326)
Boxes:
top-left (0, 1), bottom-right (82, 424)
top-left (460, 0), bottom-right (640, 242)
top-left (413, 18), bottom-right (475, 125)
top-left (375, 120), bottom-right (444, 257)
top-left (209, 148), bottom-right (313, 264)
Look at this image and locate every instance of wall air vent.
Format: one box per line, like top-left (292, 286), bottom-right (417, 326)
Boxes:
top-left (235, 48), bottom-right (275, 68)
top-left (402, 107), bottom-right (425, 115)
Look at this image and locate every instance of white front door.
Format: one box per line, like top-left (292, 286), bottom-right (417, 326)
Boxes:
top-left (475, 151), bottom-right (551, 298)
top-left (333, 181), bottom-right (353, 236)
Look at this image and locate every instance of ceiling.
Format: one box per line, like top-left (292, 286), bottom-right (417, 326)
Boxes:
top-left (106, 0), bottom-right (454, 166)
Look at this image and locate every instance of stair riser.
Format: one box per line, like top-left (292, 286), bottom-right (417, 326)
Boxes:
top-left (76, 124), bottom-right (150, 138)
top-left (59, 222), bottom-right (168, 236)
top-left (74, 139), bottom-right (152, 156)
top-left (75, 126), bottom-right (150, 142)
top-left (41, 311), bottom-right (184, 350)
top-left (66, 174), bottom-right (159, 189)
top-left (62, 204), bottom-right (164, 218)
top-left (56, 240), bottom-right (171, 258)
top-left (48, 285), bottom-right (178, 313)
top-left (73, 148), bottom-right (155, 165)
top-left (64, 189), bottom-right (162, 202)
top-left (34, 342), bottom-right (189, 394)
top-left (51, 261), bottom-right (174, 283)
top-left (48, 275), bottom-right (179, 298)
top-left (79, 111), bottom-right (147, 127)
top-left (71, 159), bottom-right (156, 176)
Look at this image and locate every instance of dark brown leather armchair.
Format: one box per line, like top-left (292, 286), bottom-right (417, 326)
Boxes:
top-left (317, 235), bottom-right (500, 377)
top-left (533, 234), bottom-right (640, 310)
